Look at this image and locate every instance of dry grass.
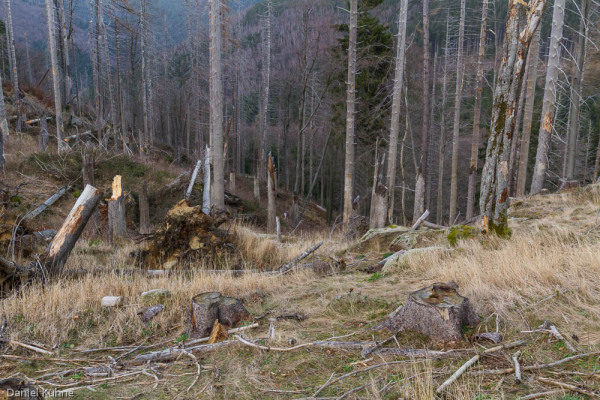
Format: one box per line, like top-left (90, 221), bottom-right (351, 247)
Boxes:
top-left (2, 187), bottom-right (600, 399)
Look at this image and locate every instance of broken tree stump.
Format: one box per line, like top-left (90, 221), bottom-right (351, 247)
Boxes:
top-left (139, 180), bottom-right (151, 234)
top-left (189, 292), bottom-right (250, 339)
top-left (108, 175), bottom-right (127, 244)
top-left (377, 281), bottom-right (480, 345)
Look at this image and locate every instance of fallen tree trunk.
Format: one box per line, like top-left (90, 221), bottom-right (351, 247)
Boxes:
top-left (24, 185), bottom-right (70, 220)
top-left (0, 184), bottom-right (101, 295)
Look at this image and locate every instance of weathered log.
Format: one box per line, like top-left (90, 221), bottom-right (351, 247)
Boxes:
top-left (376, 281), bottom-right (480, 345)
top-left (186, 159), bottom-right (202, 201)
top-left (138, 304), bottom-right (164, 323)
top-left (108, 176), bottom-right (126, 244)
top-left (41, 184), bottom-right (102, 273)
top-left (189, 292), bottom-right (251, 339)
top-left (138, 180), bottom-right (151, 234)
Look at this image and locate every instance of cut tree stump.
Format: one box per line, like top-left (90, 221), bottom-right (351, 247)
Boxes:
top-left (189, 292), bottom-right (250, 339)
top-left (376, 281), bottom-right (480, 345)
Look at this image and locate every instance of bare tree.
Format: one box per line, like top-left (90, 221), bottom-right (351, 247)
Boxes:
top-left (209, 0), bottom-right (225, 210)
top-left (0, 71), bottom-right (6, 170)
top-left (466, 0), bottom-right (488, 220)
top-left (260, 0), bottom-right (272, 183)
top-left (480, 0), bottom-right (546, 235)
top-left (413, 0), bottom-right (431, 223)
top-left (530, 0), bottom-right (566, 193)
top-left (45, 0), bottom-right (66, 152)
top-left (448, 0), bottom-right (466, 224)
top-left (140, 0), bottom-right (149, 148)
top-left (515, 27), bottom-right (541, 197)
top-left (5, 0), bottom-right (19, 133)
top-left (343, 0), bottom-right (358, 226)
top-left (564, 0), bottom-right (590, 181)
top-left (267, 153), bottom-right (276, 232)
top-left (436, 15), bottom-right (450, 225)
top-left (380, 0), bottom-right (408, 227)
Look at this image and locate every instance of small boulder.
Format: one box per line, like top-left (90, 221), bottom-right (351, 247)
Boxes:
top-left (101, 296), bottom-right (124, 307)
top-left (141, 289), bottom-right (172, 305)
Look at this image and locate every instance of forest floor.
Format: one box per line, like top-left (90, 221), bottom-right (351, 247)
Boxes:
top-left (1, 144), bottom-right (600, 399)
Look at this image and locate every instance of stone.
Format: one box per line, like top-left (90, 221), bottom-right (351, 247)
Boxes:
top-left (101, 296), bottom-right (124, 307)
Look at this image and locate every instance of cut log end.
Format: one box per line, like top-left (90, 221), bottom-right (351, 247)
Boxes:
top-left (189, 292), bottom-right (251, 339)
top-left (377, 281), bottom-right (480, 346)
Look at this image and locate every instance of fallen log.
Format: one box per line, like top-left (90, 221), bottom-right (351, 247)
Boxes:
top-left (23, 185), bottom-right (70, 220)
top-left (278, 242), bottom-right (323, 274)
top-left (186, 159), bottom-right (202, 201)
top-left (0, 185), bottom-right (101, 294)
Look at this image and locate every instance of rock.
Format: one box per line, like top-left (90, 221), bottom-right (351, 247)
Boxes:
top-left (141, 289), bottom-right (172, 305)
top-left (375, 282), bottom-right (480, 346)
top-left (101, 296), bottom-right (124, 307)
top-left (382, 247), bottom-right (450, 274)
top-left (138, 304), bottom-right (165, 323)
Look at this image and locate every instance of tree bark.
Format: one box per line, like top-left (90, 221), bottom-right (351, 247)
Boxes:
top-left (564, 0), bottom-right (589, 181)
top-left (267, 154), bottom-right (276, 232)
top-left (203, 147), bottom-right (211, 215)
top-left (139, 180), bottom-right (151, 234)
top-left (108, 175), bottom-right (127, 244)
top-left (448, 0), bottom-right (466, 224)
top-left (370, 141), bottom-right (387, 229)
top-left (260, 0), bottom-right (272, 184)
top-left (530, 0), bottom-right (566, 194)
top-left (413, 0), bottom-right (431, 223)
top-left (209, 0), bottom-right (225, 210)
top-left (384, 0), bottom-right (408, 226)
top-left (466, 0), bottom-right (488, 220)
top-left (45, 0), bottom-right (66, 152)
top-left (436, 15), bottom-right (450, 225)
top-left (516, 28), bottom-right (541, 197)
top-left (343, 0), bottom-right (357, 226)
top-left (480, 0), bottom-right (546, 235)
top-left (5, 0), bottom-right (20, 133)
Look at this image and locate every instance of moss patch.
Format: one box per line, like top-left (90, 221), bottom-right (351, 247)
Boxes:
top-left (447, 225), bottom-right (479, 247)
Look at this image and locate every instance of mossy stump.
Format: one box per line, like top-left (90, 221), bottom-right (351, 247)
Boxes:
top-left (376, 282), bottom-right (480, 346)
top-left (189, 292), bottom-right (251, 339)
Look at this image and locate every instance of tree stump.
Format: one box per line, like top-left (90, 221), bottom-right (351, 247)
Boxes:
top-left (189, 292), bottom-right (251, 339)
top-left (377, 281), bottom-right (480, 345)
top-left (108, 175), bottom-right (127, 244)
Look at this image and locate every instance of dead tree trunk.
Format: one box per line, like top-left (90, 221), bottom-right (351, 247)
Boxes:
top-left (209, 0), bottom-right (225, 210)
top-left (448, 0), bottom-right (466, 224)
top-left (370, 140), bottom-right (387, 229)
top-left (564, 0), bottom-right (590, 181)
top-left (45, 0), bottom-right (66, 152)
top-left (466, 0), bottom-right (488, 220)
top-left (516, 28), bottom-right (541, 197)
top-left (82, 150), bottom-right (95, 188)
top-left (253, 175), bottom-right (260, 200)
top-left (385, 0), bottom-right (408, 226)
top-left (342, 0), bottom-right (358, 226)
top-left (108, 175), bottom-right (126, 244)
top-left (376, 282), bottom-right (480, 345)
top-left (0, 69), bottom-right (7, 171)
top-left (436, 15), bottom-right (450, 225)
top-left (259, 0), bottom-right (272, 184)
top-left (203, 147), bottom-right (211, 215)
top-left (5, 0), bottom-right (20, 134)
top-left (229, 172), bottom-right (236, 193)
top-left (413, 0), bottom-right (431, 223)
top-left (530, 0), bottom-right (565, 194)
top-left (480, 0), bottom-right (546, 235)
top-left (139, 180), bottom-right (151, 234)
top-left (267, 153), bottom-right (276, 232)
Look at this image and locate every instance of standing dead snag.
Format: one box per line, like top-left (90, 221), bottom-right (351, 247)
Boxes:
top-left (479, 0), bottom-right (547, 235)
top-left (108, 175), bottom-right (126, 244)
top-left (267, 153), bottom-right (276, 232)
top-left (189, 292), bottom-right (250, 339)
top-left (376, 282), bottom-right (480, 345)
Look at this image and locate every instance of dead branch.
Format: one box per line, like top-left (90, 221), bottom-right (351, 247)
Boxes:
top-left (436, 340), bottom-right (526, 393)
top-left (411, 209), bottom-right (430, 230)
top-left (513, 350), bottom-right (522, 383)
top-left (520, 390), bottom-right (561, 399)
top-left (234, 335), bottom-right (376, 352)
top-left (278, 242), bottom-right (323, 274)
top-left (23, 185), bottom-right (71, 220)
top-left (0, 339), bottom-right (53, 355)
top-left (471, 351), bottom-right (600, 376)
top-left (537, 376), bottom-right (600, 398)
